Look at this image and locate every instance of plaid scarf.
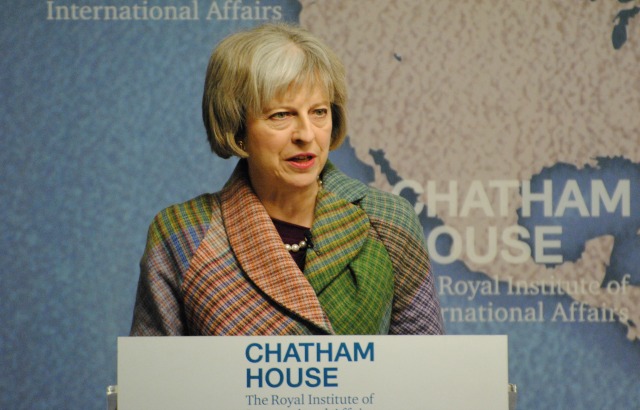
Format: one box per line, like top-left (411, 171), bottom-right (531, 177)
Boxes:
top-left (305, 179), bottom-right (394, 334)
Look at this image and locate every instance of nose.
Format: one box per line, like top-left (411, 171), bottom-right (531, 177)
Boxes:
top-left (292, 114), bottom-right (314, 143)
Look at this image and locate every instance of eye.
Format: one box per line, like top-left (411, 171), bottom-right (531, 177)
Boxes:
top-left (269, 111), bottom-right (290, 120)
top-left (312, 108), bottom-right (328, 118)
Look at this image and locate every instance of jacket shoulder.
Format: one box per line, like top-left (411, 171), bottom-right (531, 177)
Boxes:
top-left (360, 187), bottom-right (422, 238)
top-left (144, 194), bottom-right (220, 274)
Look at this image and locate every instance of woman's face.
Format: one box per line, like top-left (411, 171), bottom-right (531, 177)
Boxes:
top-left (245, 84), bottom-right (332, 197)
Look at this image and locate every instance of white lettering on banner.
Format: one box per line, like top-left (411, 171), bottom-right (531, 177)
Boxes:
top-left (550, 301), bottom-right (628, 323)
top-left (207, 0), bottom-right (283, 20)
top-left (438, 276), bottom-right (501, 301)
top-left (46, 0), bottom-right (200, 20)
top-left (393, 178), bottom-right (631, 265)
top-left (439, 274), bottom-right (632, 300)
top-left (591, 179), bottom-right (631, 216)
top-left (441, 301), bottom-right (544, 323)
top-left (392, 179), bottom-right (631, 218)
top-left (438, 275), bottom-right (632, 324)
top-left (441, 301), bottom-right (630, 324)
top-left (45, 0), bottom-right (283, 22)
top-left (519, 179), bottom-right (630, 217)
top-left (426, 224), bottom-right (561, 265)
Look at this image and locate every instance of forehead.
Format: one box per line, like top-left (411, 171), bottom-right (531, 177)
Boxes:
top-left (264, 82), bottom-right (330, 108)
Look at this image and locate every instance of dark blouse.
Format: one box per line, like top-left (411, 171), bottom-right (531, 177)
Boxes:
top-left (271, 218), bottom-right (309, 271)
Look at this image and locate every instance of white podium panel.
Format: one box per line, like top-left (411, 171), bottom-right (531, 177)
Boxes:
top-left (118, 335), bottom-right (508, 410)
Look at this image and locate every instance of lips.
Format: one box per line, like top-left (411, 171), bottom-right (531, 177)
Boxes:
top-left (286, 153), bottom-right (316, 169)
top-left (287, 153), bottom-right (316, 161)
top-left (288, 154), bottom-right (315, 162)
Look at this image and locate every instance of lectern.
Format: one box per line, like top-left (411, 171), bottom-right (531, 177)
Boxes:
top-left (114, 335), bottom-right (513, 409)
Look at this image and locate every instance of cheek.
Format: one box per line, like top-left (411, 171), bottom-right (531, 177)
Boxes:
top-left (318, 121), bottom-right (333, 147)
top-left (322, 128), bottom-right (333, 149)
top-left (247, 126), bottom-right (282, 153)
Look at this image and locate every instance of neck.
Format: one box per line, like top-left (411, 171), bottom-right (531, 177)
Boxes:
top-left (252, 183), bottom-right (318, 228)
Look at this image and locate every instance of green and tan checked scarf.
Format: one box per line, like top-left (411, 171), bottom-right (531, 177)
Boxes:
top-left (305, 164), bottom-right (395, 334)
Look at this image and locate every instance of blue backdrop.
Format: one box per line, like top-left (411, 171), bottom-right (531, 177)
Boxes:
top-left (2, 1), bottom-right (638, 409)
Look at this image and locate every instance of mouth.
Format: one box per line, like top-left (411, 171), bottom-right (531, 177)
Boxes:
top-left (286, 153), bottom-right (317, 169)
top-left (287, 154), bottom-right (316, 163)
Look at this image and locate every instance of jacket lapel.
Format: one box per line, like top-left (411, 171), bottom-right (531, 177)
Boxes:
top-left (304, 161), bottom-right (370, 294)
top-left (304, 187), bottom-right (370, 295)
top-left (221, 162), bottom-right (334, 334)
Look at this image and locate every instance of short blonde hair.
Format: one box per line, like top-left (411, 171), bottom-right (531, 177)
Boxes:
top-left (202, 23), bottom-right (348, 159)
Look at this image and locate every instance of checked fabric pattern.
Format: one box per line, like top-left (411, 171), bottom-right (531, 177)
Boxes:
top-left (130, 160), bottom-right (444, 336)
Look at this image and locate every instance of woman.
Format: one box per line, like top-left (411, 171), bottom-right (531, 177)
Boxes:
top-left (130, 23), bottom-right (444, 336)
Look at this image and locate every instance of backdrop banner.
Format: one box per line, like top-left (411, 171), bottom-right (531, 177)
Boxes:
top-left (2, 1), bottom-right (638, 409)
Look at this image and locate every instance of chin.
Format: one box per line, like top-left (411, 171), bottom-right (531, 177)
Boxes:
top-left (286, 176), bottom-right (319, 190)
